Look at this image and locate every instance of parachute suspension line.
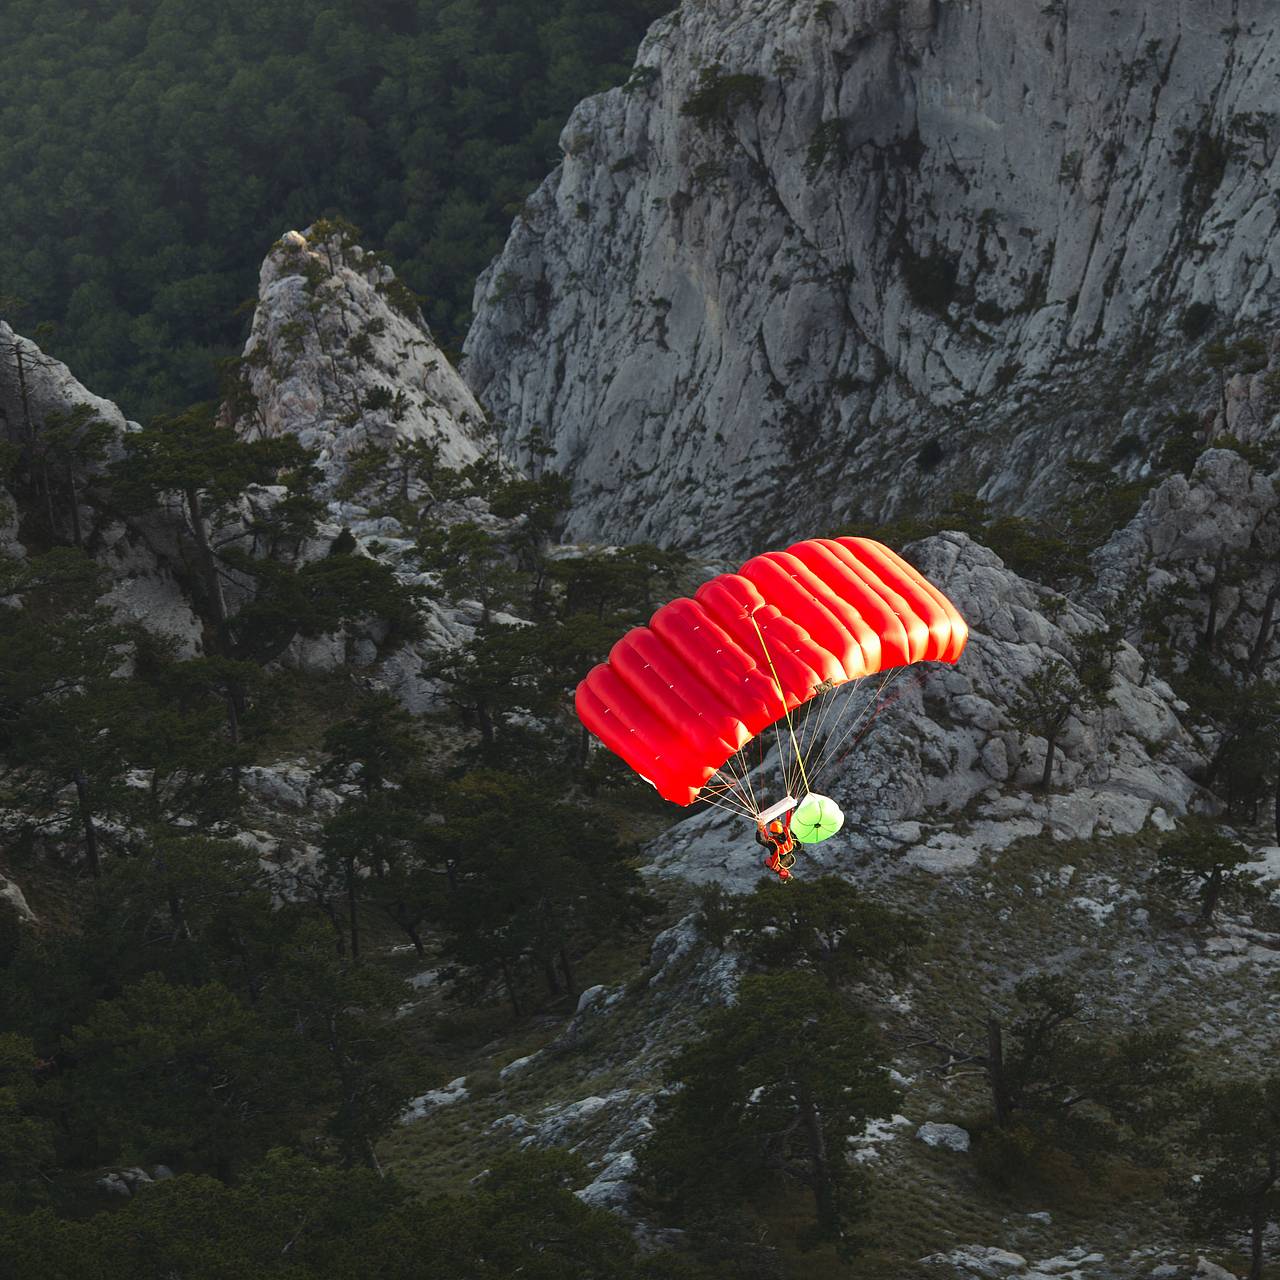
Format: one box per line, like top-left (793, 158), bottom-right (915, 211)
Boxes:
top-left (734, 746), bottom-right (763, 816)
top-left (802, 672), bottom-right (889, 787)
top-left (752, 711), bottom-right (769, 817)
top-left (799, 678), bottom-right (862, 781)
top-left (698, 792), bottom-right (757, 820)
top-left (811, 685), bottom-right (846, 781)
top-left (715, 749), bottom-right (760, 818)
top-left (713, 733), bottom-right (765, 822)
top-left (823, 668), bottom-right (901, 773)
top-left (698, 772), bottom-right (758, 819)
top-left (792, 678), bottom-right (842, 785)
top-left (770, 712), bottom-right (792, 803)
top-left (706, 755), bottom-right (758, 811)
top-left (805, 668), bottom-right (902, 786)
top-left (828, 669), bottom-right (906, 768)
top-left (787, 691), bottom-right (824, 798)
top-left (702, 771), bottom-right (752, 805)
top-left (749, 611), bottom-right (812, 797)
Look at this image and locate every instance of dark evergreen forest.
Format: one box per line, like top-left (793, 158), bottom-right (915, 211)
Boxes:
top-left (0, 0), bottom-right (669, 418)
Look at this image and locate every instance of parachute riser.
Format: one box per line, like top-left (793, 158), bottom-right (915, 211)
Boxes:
top-left (755, 795), bottom-right (797, 826)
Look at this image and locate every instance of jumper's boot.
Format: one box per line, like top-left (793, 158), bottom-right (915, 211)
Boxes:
top-left (765, 848), bottom-right (794, 881)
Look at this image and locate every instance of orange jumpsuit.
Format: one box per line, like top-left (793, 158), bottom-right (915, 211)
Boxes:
top-left (755, 816), bottom-right (797, 881)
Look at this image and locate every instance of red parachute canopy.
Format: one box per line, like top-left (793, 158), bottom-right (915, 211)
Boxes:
top-left (575, 536), bottom-right (967, 805)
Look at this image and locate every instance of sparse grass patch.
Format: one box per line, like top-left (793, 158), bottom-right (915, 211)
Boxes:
top-left (680, 64), bottom-right (765, 130)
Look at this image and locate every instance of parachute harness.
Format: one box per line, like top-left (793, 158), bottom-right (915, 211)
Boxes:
top-left (755, 807), bottom-right (797, 881)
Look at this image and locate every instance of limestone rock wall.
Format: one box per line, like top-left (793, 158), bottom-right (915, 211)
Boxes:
top-left (230, 229), bottom-right (491, 494)
top-left (465, 0), bottom-right (1280, 552)
top-left (0, 320), bottom-right (204, 653)
top-left (220, 229), bottom-right (504, 687)
top-left (1092, 448), bottom-right (1280, 673)
top-left (0, 227), bottom-right (498, 686)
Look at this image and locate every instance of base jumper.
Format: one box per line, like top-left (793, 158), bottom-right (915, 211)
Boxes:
top-left (755, 813), bottom-right (797, 881)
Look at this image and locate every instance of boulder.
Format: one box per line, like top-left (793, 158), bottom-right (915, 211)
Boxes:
top-left (916, 1121), bottom-right (971, 1153)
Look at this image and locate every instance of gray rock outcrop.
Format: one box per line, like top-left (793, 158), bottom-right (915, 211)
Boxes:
top-left (1093, 448), bottom-right (1280, 672)
top-left (230, 228), bottom-right (490, 495)
top-left (0, 320), bottom-right (133, 447)
top-left (916, 1121), bottom-right (971, 1152)
top-left (1, 226), bottom-right (503, 702)
top-left (0, 320), bottom-right (204, 653)
top-left (465, 0), bottom-right (1280, 551)
top-left (216, 229), bottom-right (505, 688)
top-left (0, 872), bottom-right (35, 922)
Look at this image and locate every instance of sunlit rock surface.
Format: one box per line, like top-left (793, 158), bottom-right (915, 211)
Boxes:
top-left (219, 231), bottom-right (501, 685)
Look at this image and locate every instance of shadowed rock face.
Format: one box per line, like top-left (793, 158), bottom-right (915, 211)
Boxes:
top-left (1092, 448), bottom-right (1280, 671)
top-left (464, 0), bottom-right (1280, 552)
top-left (0, 320), bottom-right (205, 653)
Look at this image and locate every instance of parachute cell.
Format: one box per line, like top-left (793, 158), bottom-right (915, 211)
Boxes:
top-left (574, 536), bottom-right (968, 806)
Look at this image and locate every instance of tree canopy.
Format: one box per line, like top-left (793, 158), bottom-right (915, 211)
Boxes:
top-left (0, 0), bottom-right (671, 418)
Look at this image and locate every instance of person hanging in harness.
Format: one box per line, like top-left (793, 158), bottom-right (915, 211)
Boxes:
top-left (755, 810), bottom-right (797, 881)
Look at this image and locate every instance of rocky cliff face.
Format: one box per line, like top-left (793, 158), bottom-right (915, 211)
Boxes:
top-left (0, 230), bottom-right (496, 688)
top-left (1093, 447), bottom-right (1280, 672)
top-left (465, 0), bottom-right (1280, 551)
top-left (0, 320), bottom-right (204, 652)
top-left (6, 210), bottom-right (1278, 1266)
top-left (229, 228), bottom-right (490, 491)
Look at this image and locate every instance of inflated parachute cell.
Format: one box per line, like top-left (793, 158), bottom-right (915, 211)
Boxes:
top-left (575, 537), bottom-right (968, 805)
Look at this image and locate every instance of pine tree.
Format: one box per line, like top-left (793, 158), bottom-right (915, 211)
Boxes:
top-left (110, 407), bottom-right (317, 641)
top-left (700, 875), bottom-right (922, 987)
top-left (0, 551), bottom-right (139, 878)
top-left (318, 695), bottom-right (425, 960)
top-left (66, 973), bottom-right (306, 1182)
top-left (1155, 816), bottom-right (1263, 924)
top-left (438, 773), bottom-right (650, 1015)
top-left (1009, 656), bottom-right (1093, 788)
top-left (1183, 1073), bottom-right (1280, 1280)
top-left (641, 971), bottom-right (898, 1249)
